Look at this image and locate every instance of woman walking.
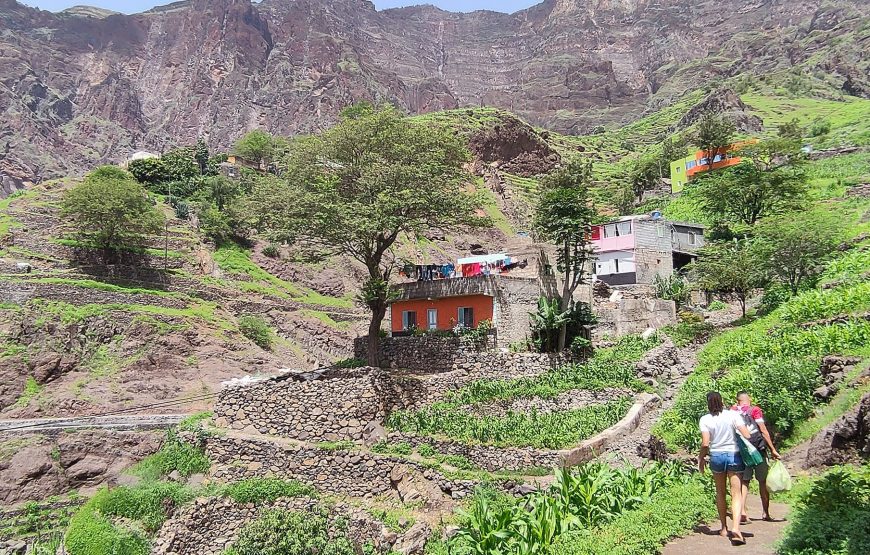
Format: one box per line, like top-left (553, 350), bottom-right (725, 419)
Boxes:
top-left (698, 391), bottom-right (753, 545)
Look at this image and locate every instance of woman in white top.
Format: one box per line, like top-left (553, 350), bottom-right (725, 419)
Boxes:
top-left (698, 391), bottom-right (753, 545)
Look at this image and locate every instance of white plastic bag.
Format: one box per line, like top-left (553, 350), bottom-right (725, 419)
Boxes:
top-left (766, 460), bottom-right (793, 492)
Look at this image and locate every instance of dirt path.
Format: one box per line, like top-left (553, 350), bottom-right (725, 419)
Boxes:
top-left (594, 338), bottom-right (701, 465)
top-left (662, 494), bottom-right (790, 555)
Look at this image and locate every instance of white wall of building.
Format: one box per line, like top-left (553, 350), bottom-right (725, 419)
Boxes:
top-left (594, 250), bottom-right (636, 276)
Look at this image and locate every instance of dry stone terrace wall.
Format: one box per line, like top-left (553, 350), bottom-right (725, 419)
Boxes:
top-left (152, 496), bottom-right (393, 555)
top-left (202, 434), bottom-right (482, 500)
top-left (386, 433), bottom-right (561, 472)
top-left (354, 335), bottom-right (569, 374)
top-left (215, 354), bottom-right (568, 442)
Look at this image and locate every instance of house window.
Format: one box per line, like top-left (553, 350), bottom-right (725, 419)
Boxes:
top-left (675, 167), bottom-right (681, 173)
top-left (402, 310), bottom-right (417, 330)
top-left (427, 308), bottom-right (438, 330)
top-left (457, 307), bottom-right (474, 328)
top-left (688, 231), bottom-right (697, 246)
top-left (657, 224), bottom-right (664, 238)
top-left (605, 221), bottom-right (631, 238)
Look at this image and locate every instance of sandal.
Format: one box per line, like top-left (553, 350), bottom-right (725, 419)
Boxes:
top-left (731, 533), bottom-right (746, 546)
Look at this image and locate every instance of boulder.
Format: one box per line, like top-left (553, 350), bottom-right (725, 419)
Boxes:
top-left (394, 522), bottom-right (431, 555)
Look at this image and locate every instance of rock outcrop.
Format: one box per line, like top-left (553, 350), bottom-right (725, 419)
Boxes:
top-left (1, 0), bottom-right (867, 184)
top-left (804, 392), bottom-right (870, 468)
top-left (0, 430), bottom-right (161, 505)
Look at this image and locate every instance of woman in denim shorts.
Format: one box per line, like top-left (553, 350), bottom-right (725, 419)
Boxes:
top-left (698, 391), bottom-right (753, 545)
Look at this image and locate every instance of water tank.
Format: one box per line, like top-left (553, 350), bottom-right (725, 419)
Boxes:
top-left (651, 210), bottom-right (663, 220)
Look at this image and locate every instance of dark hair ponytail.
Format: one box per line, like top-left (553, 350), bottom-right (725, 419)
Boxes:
top-left (707, 391), bottom-right (724, 416)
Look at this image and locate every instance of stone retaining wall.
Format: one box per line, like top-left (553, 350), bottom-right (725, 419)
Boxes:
top-left (386, 432), bottom-right (561, 472)
top-left (202, 434), bottom-right (481, 500)
top-left (214, 358), bottom-right (566, 442)
top-left (214, 352), bottom-right (564, 441)
top-left (152, 496), bottom-right (393, 555)
top-left (355, 334), bottom-right (570, 374)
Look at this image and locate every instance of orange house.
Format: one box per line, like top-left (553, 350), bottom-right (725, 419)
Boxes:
top-left (670, 139), bottom-right (758, 193)
top-left (386, 274), bottom-right (543, 346)
top-left (390, 293), bottom-right (494, 333)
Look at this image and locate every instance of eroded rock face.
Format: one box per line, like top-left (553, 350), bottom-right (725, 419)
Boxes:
top-left (1, 0), bottom-right (867, 183)
top-left (804, 392), bottom-right (870, 468)
top-left (677, 88), bottom-right (764, 133)
top-left (0, 430), bottom-right (161, 505)
top-left (468, 114), bottom-right (560, 176)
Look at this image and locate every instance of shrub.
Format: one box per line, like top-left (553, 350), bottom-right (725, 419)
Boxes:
top-left (778, 465), bottom-right (870, 555)
top-left (655, 273), bottom-right (690, 309)
top-left (65, 505), bottom-right (149, 555)
top-left (678, 310), bottom-right (703, 324)
top-left (66, 481), bottom-right (194, 555)
top-left (333, 357), bottom-right (366, 369)
top-left (758, 283), bottom-right (793, 315)
top-left (222, 478), bottom-right (315, 504)
top-left (417, 443), bottom-right (436, 457)
top-left (809, 117), bottom-right (832, 137)
top-left (129, 431), bottom-right (210, 480)
top-left (174, 201), bottom-right (190, 220)
top-left (707, 300), bottom-right (728, 311)
top-left (261, 243), bottom-right (280, 258)
top-left (198, 203), bottom-right (232, 244)
top-left (662, 321), bottom-right (713, 347)
top-left (90, 482), bottom-right (194, 533)
top-left (225, 507), bottom-right (355, 555)
top-left (238, 315), bottom-right (273, 350)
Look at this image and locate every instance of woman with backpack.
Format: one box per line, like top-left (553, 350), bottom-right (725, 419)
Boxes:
top-left (698, 391), bottom-right (754, 545)
top-left (732, 391), bottom-right (782, 522)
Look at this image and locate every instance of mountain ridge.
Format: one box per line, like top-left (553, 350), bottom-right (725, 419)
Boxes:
top-left (0, 0), bottom-right (867, 190)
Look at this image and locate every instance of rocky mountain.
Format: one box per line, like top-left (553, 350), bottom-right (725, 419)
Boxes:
top-left (0, 0), bottom-right (867, 189)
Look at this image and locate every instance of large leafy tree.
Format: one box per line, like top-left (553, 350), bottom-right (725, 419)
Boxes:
top-left (234, 130), bottom-right (278, 169)
top-left (692, 239), bottom-right (765, 317)
top-left (696, 161), bottom-right (808, 226)
top-left (694, 113), bottom-right (735, 169)
top-left (61, 166), bottom-right (164, 262)
top-left (533, 159), bottom-right (597, 351)
top-left (252, 104), bottom-right (485, 365)
top-left (753, 209), bottom-right (846, 294)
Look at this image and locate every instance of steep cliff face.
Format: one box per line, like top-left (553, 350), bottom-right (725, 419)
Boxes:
top-left (0, 0), bottom-right (867, 184)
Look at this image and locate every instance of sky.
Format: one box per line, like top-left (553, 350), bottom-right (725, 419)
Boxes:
top-left (21, 0), bottom-right (540, 15)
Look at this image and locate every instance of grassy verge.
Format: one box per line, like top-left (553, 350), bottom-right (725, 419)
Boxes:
top-left (777, 464), bottom-right (870, 555)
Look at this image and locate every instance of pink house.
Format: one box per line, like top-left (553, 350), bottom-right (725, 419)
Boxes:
top-left (591, 215), bottom-right (704, 285)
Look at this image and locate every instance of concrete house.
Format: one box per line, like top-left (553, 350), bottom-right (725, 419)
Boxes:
top-left (669, 140), bottom-right (759, 193)
top-left (387, 252), bottom-right (554, 346)
top-left (591, 214), bottom-right (704, 286)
